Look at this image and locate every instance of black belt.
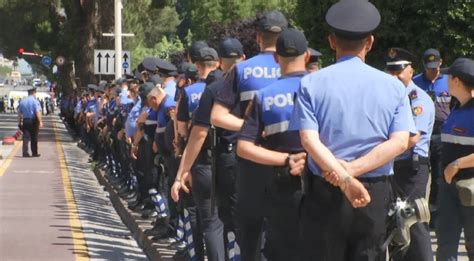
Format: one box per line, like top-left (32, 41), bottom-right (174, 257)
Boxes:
top-left (216, 142), bottom-right (235, 153)
top-left (304, 169), bottom-right (390, 195)
top-left (395, 155), bottom-right (429, 165)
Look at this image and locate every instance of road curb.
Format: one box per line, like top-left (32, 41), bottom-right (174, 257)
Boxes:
top-left (92, 167), bottom-right (177, 261)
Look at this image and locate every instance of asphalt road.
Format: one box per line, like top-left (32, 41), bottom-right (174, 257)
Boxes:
top-left (0, 113), bottom-right (148, 260)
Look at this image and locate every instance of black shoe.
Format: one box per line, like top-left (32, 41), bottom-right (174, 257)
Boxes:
top-left (146, 225), bottom-right (169, 237)
top-left (129, 202), bottom-right (145, 212)
top-left (32, 154), bottom-right (41, 157)
top-left (172, 247), bottom-right (189, 259)
top-left (23, 153), bottom-right (31, 158)
top-left (169, 240), bottom-right (187, 251)
top-left (141, 209), bottom-right (158, 219)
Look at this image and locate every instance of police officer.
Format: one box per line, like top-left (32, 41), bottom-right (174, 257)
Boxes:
top-left (156, 59), bottom-right (178, 99)
top-left (306, 48), bottom-right (323, 73)
top-left (385, 48), bottom-right (435, 261)
top-left (172, 37), bottom-right (246, 260)
top-left (211, 10), bottom-right (288, 260)
top-left (413, 48), bottom-right (451, 215)
top-left (176, 47), bottom-right (221, 261)
top-left (237, 28), bottom-right (308, 261)
top-left (18, 86), bottom-right (43, 157)
top-left (436, 58), bottom-right (474, 261)
top-left (289, 1), bottom-right (416, 260)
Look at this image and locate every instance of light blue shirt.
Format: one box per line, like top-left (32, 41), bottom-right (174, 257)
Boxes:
top-left (164, 80), bottom-right (177, 100)
top-left (18, 95), bottom-right (41, 119)
top-left (289, 56), bottom-right (416, 178)
top-left (125, 97), bottom-right (142, 138)
top-left (397, 81), bottom-right (435, 159)
top-left (120, 88), bottom-right (133, 105)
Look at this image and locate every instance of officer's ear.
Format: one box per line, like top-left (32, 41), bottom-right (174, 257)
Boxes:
top-left (364, 35), bottom-right (374, 53)
top-left (304, 50), bottom-right (311, 64)
top-left (273, 53), bottom-right (280, 65)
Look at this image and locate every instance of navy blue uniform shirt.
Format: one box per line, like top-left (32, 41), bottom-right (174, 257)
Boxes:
top-left (413, 73), bottom-right (450, 125)
top-left (441, 98), bottom-right (474, 178)
top-left (215, 52), bottom-right (281, 117)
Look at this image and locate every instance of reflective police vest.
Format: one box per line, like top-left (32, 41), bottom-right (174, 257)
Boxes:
top-left (257, 73), bottom-right (304, 152)
top-left (184, 81), bottom-right (206, 118)
top-left (155, 95), bottom-right (176, 154)
top-left (236, 52), bottom-right (281, 114)
top-left (144, 107), bottom-right (158, 142)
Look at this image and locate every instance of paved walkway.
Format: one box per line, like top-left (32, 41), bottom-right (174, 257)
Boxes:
top-left (0, 114), bottom-right (147, 260)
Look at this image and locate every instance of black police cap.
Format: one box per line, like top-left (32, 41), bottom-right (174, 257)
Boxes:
top-left (441, 58), bottom-right (474, 86)
top-left (385, 47), bottom-right (415, 71)
top-left (326, 0), bottom-right (381, 39)
top-left (141, 57), bottom-right (162, 72)
top-left (185, 64), bottom-right (199, 80)
top-left (138, 82), bottom-right (155, 100)
top-left (178, 62), bottom-right (195, 75)
top-left (189, 41), bottom-right (209, 61)
top-left (257, 10), bottom-right (288, 33)
top-left (114, 87), bottom-right (122, 97)
top-left (196, 47), bottom-right (219, 62)
top-left (218, 38), bottom-right (244, 58)
top-left (148, 74), bottom-right (163, 86)
top-left (422, 48), bottom-right (442, 69)
top-left (87, 84), bottom-right (98, 91)
top-left (27, 86), bottom-right (37, 93)
top-left (309, 48), bottom-right (323, 58)
top-left (276, 28), bottom-right (308, 57)
top-left (156, 60), bottom-right (178, 76)
top-left (206, 69), bottom-right (224, 86)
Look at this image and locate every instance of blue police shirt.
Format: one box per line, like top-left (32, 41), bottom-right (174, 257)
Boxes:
top-left (289, 56), bottom-right (416, 178)
top-left (177, 81), bottom-right (206, 121)
top-left (125, 97), bottom-right (142, 138)
top-left (397, 81), bottom-right (435, 160)
top-left (413, 73), bottom-right (450, 125)
top-left (120, 88), bottom-right (133, 105)
top-left (240, 72), bottom-right (306, 153)
top-left (164, 80), bottom-right (177, 100)
top-left (74, 100), bottom-right (82, 117)
top-left (441, 98), bottom-right (474, 178)
top-left (144, 107), bottom-right (158, 141)
top-left (93, 97), bottom-right (102, 124)
top-left (18, 95), bottom-right (41, 119)
top-left (215, 52), bottom-right (281, 117)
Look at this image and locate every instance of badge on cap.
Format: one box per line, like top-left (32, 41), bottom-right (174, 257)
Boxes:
top-left (388, 48), bottom-right (397, 59)
top-left (428, 55), bottom-right (436, 62)
top-left (413, 106), bottom-right (423, 116)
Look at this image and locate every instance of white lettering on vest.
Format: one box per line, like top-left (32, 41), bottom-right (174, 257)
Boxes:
top-left (243, 67), bottom-right (281, 80)
top-left (191, 93), bottom-right (202, 103)
top-left (264, 93), bottom-right (294, 111)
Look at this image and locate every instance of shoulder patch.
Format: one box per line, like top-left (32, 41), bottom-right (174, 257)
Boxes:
top-left (413, 106), bottom-right (423, 116)
top-left (453, 127), bottom-right (466, 135)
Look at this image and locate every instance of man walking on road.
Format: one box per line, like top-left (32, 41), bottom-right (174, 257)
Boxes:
top-left (18, 87), bottom-right (43, 157)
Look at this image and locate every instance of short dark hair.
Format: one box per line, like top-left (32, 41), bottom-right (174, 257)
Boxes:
top-left (259, 31), bottom-right (280, 48)
top-left (453, 75), bottom-right (474, 89)
top-left (333, 33), bottom-right (369, 52)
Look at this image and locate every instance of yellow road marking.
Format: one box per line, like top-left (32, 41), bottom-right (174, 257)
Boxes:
top-left (0, 141), bottom-right (22, 177)
top-left (52, 121), bottom-right (90, 260)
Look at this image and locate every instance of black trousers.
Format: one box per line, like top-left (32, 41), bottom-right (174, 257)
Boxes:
top-left (22, 118), bottom-right (38, 155)
top-left (215, 146), bottom-right (238, 239)
top-left (264, 169), bottom-right (303, 261)
top-left (300, 175), bottom-right (392, 261)
top-left (235, 158), bottom-right (273, 261)
top-left (392, 161), bottom-right (433, 261)
top-left (191, 162), bottom-right (225, 261)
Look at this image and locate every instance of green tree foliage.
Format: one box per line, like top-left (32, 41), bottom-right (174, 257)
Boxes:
top-left (123, 1), bottom-right (181, 67)
top-left (178, 0), bottom-right (298, 41)
top-left (295, 0), bottom-right (474, 69)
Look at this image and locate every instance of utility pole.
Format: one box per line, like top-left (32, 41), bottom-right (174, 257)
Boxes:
top-left (103, 0), bottom-right (133, 79)
top-left (114, 0), bottom-right (122, 79)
